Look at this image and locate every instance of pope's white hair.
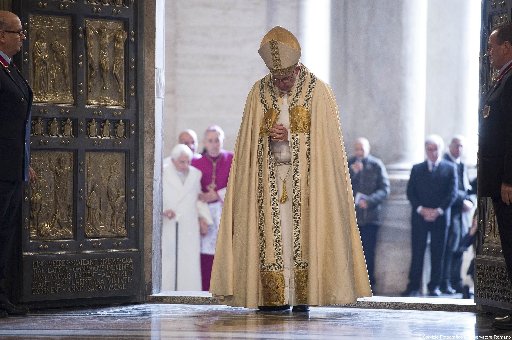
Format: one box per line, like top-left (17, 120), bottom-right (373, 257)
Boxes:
top-left (170, 143), bottom-right (193, 160)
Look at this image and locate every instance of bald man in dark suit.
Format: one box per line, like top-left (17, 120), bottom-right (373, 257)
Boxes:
top-left (0, 10), bottom-right (33, 317)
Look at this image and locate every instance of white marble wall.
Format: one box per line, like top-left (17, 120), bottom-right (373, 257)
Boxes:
top-left (163, 0), bottom-right (300, 156)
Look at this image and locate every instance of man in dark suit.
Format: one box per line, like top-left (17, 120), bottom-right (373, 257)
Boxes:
top-left (0, 10), bottom-right (34, 317)
top-left (440, 136), bottom-right (474, 295)
top-left (348, 137), bottom-right (390, 291)
top-left (402, 135), bottom-right (457, 297)
top-left (480, 23), bottom-right (512, 330)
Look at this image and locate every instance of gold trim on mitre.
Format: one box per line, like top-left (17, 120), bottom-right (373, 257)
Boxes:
top-left (258, 26), bottom-right (301, 76)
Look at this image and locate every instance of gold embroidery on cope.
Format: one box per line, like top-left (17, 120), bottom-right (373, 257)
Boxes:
top-left (269, 40), bottom-right (282, 72)
top-left (290, 106), bottom-right (310, 133)
top-left (257, 67), bottom-right (318, 305)
top-left (256, 137), bottom-right (268, 267)
top-left (294, 268), bottom-right (308, 304)
top-left (260, 108), bottom-right (279, 135)
top-left (268, 149), bottom-right (284, 267)
top-left (260, 271), bottom-right (286, 306)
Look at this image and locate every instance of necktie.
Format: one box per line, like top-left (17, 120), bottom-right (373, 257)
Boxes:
top-left (428, 162), bottom-right (436, 172)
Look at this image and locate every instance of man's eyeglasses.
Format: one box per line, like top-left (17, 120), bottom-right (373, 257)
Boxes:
top-left (3, 30), bottom-right (25, 37)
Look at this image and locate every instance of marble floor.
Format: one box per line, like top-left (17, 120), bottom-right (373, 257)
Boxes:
top-left (0, 300), bottom-right (507, 339)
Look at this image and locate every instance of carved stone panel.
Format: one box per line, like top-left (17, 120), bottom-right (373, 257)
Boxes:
top-left (30, 151), bottom-right (74, 240)
top-left (29, 15), bottom-right (73, 104)
top-left (85, 19), bottom-right (127, 107)
top-left (85, 152), bottom-right (127, 238)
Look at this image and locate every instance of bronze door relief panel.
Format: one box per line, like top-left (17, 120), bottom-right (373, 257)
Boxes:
top-left (85, 151), bottom-right (127, 238)
top-left (15, 0), bottom-right (143, 304)
top-left (29, 14), bottom-right (74, 105)
top-left (30, 151), bottom-right (74, 240)
top-left (85, 18), bottom-right (127, 107)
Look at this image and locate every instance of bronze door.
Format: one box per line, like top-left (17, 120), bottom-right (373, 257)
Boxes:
top-left (475, 0), bottom-right (512, 310)
top-left (14, 0), bottom-right (144, 305)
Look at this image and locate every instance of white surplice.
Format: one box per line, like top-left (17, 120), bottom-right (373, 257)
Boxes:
top-left (162, 163), bottom-right (210, 291)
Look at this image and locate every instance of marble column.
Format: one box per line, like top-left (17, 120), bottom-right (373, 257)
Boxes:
top-left (330, 0), bottom-right (427, 168)
top-left (151, 0), bottom-right (166, 294)
top-left (330, 0), bottom-right (428, 295)
top-left (300, 0), bottom-right (331, 83)
top-left (143, 0), bottom-right (157, 296)
top-left (425, 0), bottom-right (480, 165)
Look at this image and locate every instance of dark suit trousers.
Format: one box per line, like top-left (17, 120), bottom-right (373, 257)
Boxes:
top-left (441, 217), bottom-right (463, 290)
top-left (408, 214), bottom-right (448, 291)
top-left (0, 180), bottom-right (22, 292)
top-left (493, 198), bottom-right (512, 284)
top-left (359, 223), bottom-right (379, 289)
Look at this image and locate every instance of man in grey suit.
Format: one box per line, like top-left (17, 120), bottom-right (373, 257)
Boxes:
top-left (348, 137), bottom-right (390, 291)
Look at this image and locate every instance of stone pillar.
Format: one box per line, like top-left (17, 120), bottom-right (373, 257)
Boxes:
top-left (300, 0), bottom-right (331, 82)
top-left (330, 0), bottom-right (428, 295)
top-left (330, 0), bottom-right (427, 168)
top-left (425, 0), bottom-right (480, 165)
top-left (143, 0), bottom-right (157, 296)
top-left (151, 0), bottom-right (165, 294)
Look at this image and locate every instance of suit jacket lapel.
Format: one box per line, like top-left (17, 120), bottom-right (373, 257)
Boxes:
top-left (421, 161), bottom-right (429, 174)
top-left (484, 71), bottom-right (512, 105)
top-left (6, 64), bottom-right (30, 101)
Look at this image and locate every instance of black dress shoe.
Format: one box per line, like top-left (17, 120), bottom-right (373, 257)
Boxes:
top-left (0, 301), bottom-right (28, 316)
top-left (257, 305), bottom-right (290, 312)
top-left (462, 285), bottom-right (473, 299)
top-left (440, 285), bottom-right (456, 295)
top-left (292, 305), bottom-right (309, 313)
top-left (0, 309), bottom-right (6, 318)
top-left (493, 314), bottom-right (512, 330)
top-left (428, 288), bottom-right (442, 297)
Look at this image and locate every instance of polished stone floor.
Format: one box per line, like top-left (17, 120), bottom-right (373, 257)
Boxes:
top-left (0, 301), bottom-right (508, 339)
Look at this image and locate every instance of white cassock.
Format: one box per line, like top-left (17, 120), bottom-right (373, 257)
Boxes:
top-left (162, 163), bottom-right (212, 291)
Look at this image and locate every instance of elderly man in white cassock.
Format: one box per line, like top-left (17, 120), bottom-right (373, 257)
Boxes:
top-left (162, 144), bottom-right (212, 291)
top-left (210, 26), bottom-right (371, 312)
